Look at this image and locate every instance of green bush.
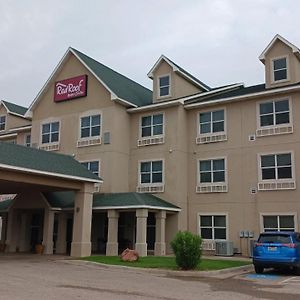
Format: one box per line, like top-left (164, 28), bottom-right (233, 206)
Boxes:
top-left (170, 231), bottom-right (202, 270)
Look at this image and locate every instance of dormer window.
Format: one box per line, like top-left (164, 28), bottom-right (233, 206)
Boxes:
top-left (158, 75), bottom-right (170, 97)
top-left (272, 57), bottom-right (288, 82)
top-left (0, 116), bottom-right (6, 131)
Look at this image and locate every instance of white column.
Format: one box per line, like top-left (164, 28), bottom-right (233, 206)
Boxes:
top-left (42, 208), bottom-right (55, 254)
top-left (154, 211), bottom-right (166, 256)
top-left (19, 213), bottom-right (29, 252)
top-left (0, 214), bottom-right (7, 244)
top-left (5, 209), bottom-right (17, 252)
top-left (71, 183), bottom-right (94, 257)
top-left (135, 209), bottom-right (148, 257)
top-left (56, 213), bottom-right (67, 254)
top-left (106, 210), bottom-right (119, 256)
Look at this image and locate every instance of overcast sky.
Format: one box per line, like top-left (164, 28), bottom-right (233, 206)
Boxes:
top-left (1, 0), bottom-right (300, 107)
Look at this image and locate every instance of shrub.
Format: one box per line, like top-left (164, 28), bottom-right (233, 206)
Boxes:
top-left (171, 231), bottom-right (202, 270)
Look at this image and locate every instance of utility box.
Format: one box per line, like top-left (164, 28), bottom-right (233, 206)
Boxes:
top-left (215, 241), bottom-right (234, 256)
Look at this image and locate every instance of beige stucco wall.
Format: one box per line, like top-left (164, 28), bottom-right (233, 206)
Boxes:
top-left (264, 39), bottom-right (300, 88)
top-left (187, 90), bottom-right (300, 254)
top-left (31, 54), bottom-right (130, 193)
top-left (152, 61), bottom-right (201, 102)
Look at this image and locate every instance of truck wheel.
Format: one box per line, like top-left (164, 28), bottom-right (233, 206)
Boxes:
top-left (254, 265), bottom-right (264, 274)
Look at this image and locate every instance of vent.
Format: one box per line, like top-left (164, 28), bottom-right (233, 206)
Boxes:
top-left (258, 181), bottom-right (296, 191)
top-left (103, 132), bottom-right (110, 144)
top-left (77, 137), bottom-right (101, 148)
top-left (137, 136), bottom-right (164, 147)
top-left (196, 133), bottom-right (227, 144)
top-left (256, 125), bottom-right (293, 137)
top-left (39, 143), bottom-right (59, 151)
top-left (248, 134), bottom-right (256, 141)
top-left (215, 241), bottom-right (234, 256)
top-left (94, 183), bottom-right (101, 192)
top-left (136, 185), bottom-right (164, 193)
top-left (202, 240), bottom-right (215, 251)
top-left (196, 184), bottom-right (227, 193)
top-left (250, 187), bottom-right (257, 194)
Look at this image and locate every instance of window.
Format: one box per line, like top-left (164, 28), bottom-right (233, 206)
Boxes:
top-left (80, 114), bottom-right (101, 139)
top-left (260, 153), bottom-right (292, 180)
top-left (81, 161), bottom-right (99, 176)
top-left (263, 215), bottom-right (295, 232)
top-left (199, 109), bottom-right (224, 134)
top-left (42, 122), bottom-right (59, 144)
top-left (0, 116), bottom-right (6, 131)
top-left (141, 114), bottom-right (163, 137)
top-left (259, 99), bottom-right (290, 127)
top-left (273, 57), bottom-right (287, 82)
top-left (25, 134), bottom-right (31, 147)
top-left (140, 160), bottom-right (163, 184)
top-left (158, 75), bottom-right (170, 97)
top-left (199, 215), bottom-right (227, 240)
top-left (199, 159), bottom-right (225, 183)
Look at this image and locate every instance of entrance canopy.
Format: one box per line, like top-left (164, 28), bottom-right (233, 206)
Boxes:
top-left (0, 141), bottom-right (102, 194)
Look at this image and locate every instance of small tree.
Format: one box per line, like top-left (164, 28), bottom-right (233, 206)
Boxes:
top-left (171, 231), bottom-right (202, 270)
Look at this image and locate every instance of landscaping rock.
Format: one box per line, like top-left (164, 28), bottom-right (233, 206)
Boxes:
top-left (121, 248), bottom-right (139, 262)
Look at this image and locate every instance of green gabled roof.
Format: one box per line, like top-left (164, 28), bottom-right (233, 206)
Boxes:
top-left (1, 100), bottom-right (28, 117)
top-left (71, 48), bottom-right (153, 107)
top-left (0, 199), bottom-right (12, 211)
top-left (1, 192), bottom-right (180, 212)
top-left (0, 142), bottom-right (101, 182)
top-left (93, 193), bottom-right (180, 210)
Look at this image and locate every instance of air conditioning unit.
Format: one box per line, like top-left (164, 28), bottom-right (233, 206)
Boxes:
top-left (215, 241), bottom-right (234, 256)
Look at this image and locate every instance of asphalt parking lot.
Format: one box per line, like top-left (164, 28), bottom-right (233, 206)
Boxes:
top-left (1, 254), bottom-right (300, 300)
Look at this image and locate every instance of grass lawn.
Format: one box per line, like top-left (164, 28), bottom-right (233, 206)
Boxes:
top-left (82, 256), bottom-right (251, 271)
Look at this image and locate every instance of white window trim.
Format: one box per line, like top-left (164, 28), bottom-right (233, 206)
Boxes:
top-left (257, 151), bottom-right (296, 190)
top-left (198, 212), bottom-right (229, 241)
top-left (80, 159), bottom-right (101, 177)
top-left (259, 212), bottom-right (297, 233)
top-left (137, 159), bottom-right (165, 193)
top-left (271, 55), bottom-right (290, 84)
top-left (78, 110), bottom-right (102, 141)
top-left (24, 133), bottom-right (31, 147)
top-left (40, 118), bottom-right (61, 147)
top-left (256, 97), bottom-right (293, 136)
top-left (0, 115), bottom-right (6, 132)
top-left (196, 107), bottom-right (227, 144)
top-left (197, 157), bottom-right (228, 193)
top-left (138, 112), bottom-right (165, 147)
top-left (157, 74), bottom-right (171, 99)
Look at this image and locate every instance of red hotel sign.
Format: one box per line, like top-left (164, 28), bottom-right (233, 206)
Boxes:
top-left (54, 75), bottom-right (87, 102)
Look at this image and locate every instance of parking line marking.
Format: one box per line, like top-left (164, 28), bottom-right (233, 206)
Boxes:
top-left (281, 277), bottom-right (297, 284)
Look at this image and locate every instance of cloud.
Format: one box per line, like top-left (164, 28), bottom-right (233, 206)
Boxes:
top-left (0, 0), bottom-right (300, 106)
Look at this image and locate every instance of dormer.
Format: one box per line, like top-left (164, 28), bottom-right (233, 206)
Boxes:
top-left (259, 34), bottom-right (300, 89)
top-left (148, 55), bottom-right (210, 103)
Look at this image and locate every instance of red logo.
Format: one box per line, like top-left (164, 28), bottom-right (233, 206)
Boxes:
top-left (54, 75), bottom-right (87, 102)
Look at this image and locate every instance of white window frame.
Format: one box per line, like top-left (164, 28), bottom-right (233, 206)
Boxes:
top-left (137, 112), bottom-right (165, 147)
top-left (40, 119), bottom-right (61, 146)
top-left (157, 74), bottom-right (171, 98)
top-left (257, 151), bottom-right (296, 191)
top-left (24, 133), bottom-right (31, 147)
top-left (80, 160), bottom-right (100, 177)
top-left (196, 107), bottom-right (227, 144)
top-left (197, 157), bottom-right (228, 193)
top-left (77, 110), bottom-right (102, 147)
top-left (0, 115), bottom-right (6, 131)
top-left (256, 97), bottom-right (293, 136)
top-left (271, 55), bottom-right (289, 84)
top-left (259, 213), bottom-right (297, 233)
top-left (137, 159), bottom-right (165, 193)
top-left (198, 213), bottom-right (229, 241)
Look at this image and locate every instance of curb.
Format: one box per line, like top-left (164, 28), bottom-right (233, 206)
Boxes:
top-left (66, 260), bottom-right (254, 279)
